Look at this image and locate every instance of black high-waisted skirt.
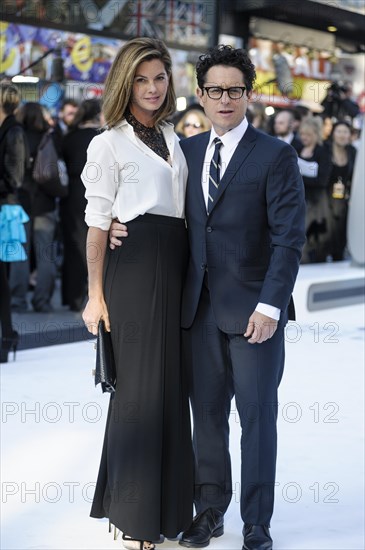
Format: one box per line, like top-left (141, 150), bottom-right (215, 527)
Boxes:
top-left (90, 214), bottom-right (193, 541)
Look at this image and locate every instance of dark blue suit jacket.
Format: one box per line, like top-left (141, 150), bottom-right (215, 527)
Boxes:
top-left (180, 124), bottom-right (306, 333)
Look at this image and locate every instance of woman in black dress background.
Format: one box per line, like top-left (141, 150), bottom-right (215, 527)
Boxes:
top-left (61, 99), bottom-right (101, 311)
top-left (326, 121), bottom-right (357, 261)
top-left (297, 117), bottom-right (331, 263)
top-left (82, 38), bottom-right (193, 549)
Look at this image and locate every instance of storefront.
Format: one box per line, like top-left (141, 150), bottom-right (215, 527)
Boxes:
top-left (1, 0), bottom-right (364, 114)
top-left (220, 1), bottom-right (365, 111)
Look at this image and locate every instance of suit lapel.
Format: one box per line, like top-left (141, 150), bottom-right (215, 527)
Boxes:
top-left (209, 124), bottom-right (257, 214)
top-left (187, 133), bottom-right (210, 214)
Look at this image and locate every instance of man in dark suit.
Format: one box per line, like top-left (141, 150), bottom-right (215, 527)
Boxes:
top-left (178, 46), bottom-right (305, 550)
top-left (108, 45), bottom-right (305, 550)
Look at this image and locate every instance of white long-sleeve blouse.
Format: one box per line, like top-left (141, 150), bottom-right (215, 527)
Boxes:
top-left (81, 118), bottom-right (187, 230)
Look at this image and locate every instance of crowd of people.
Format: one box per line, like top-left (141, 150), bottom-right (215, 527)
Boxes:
top-left (254, 102), bottom-right (359, 264)
top-left (0, 85), bottom-right (103, 361)
top-left (266, 105), bottom-right (359, 263)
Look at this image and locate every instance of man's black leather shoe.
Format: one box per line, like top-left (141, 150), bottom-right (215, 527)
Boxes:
top-left (242, 524), bottom-right (273, 550)
top-left (179, 508), bottom-right (224, 548)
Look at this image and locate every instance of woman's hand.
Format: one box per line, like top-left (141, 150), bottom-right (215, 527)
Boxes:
top-left (82, 296), bottom-right (110, 335)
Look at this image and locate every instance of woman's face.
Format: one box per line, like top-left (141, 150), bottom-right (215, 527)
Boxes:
top-left (130, 58), bottom-right (169, 123)
top-left (333, 124), bottom-right (351, 147)
top-left (322, 117), bottom-right (333, 139)
top-left (182, 112), bottom-right (203, 137)
top-left (299, 126), bottom-right (317, 147)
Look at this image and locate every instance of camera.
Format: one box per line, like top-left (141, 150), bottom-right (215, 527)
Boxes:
top-left (320, 81), bottom-right (359, 119)
top-left (327, 82), bottom-right (347, 101)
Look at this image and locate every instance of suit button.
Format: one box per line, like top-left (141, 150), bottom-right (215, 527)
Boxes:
top-left (207, 226), bottom-right (212, 233)
top-left (201, 263), bottom-right (206, 270)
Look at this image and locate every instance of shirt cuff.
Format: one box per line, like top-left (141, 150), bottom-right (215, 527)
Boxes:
top-left (255, 302), bottom-right (281, 321)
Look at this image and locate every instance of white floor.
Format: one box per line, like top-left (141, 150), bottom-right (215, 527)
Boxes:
top-left (1, 264), bottom-right (364, 550)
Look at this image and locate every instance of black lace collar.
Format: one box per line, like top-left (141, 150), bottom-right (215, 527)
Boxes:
top-left (125, 109), bottom-right (170, 162)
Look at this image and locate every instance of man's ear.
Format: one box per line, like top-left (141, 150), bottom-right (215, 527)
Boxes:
top-left (196, 87), bottom-right (204, 108)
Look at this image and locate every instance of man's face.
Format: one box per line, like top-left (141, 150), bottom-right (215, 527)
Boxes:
top-left (197, 65), bottom-right (250, 136)
top-left (61, 104), bottom-right (78, 126)
top-left (274, 111), bottom-right (292, 137)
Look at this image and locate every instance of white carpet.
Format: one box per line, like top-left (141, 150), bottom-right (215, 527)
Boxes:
top-left (1, 264), bottom-right (364, 550)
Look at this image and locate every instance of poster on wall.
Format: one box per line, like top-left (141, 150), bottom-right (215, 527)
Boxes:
top-left (0, 20), bottom-right (196, 99)
top-left (0, 21), bottom-right (122, 83)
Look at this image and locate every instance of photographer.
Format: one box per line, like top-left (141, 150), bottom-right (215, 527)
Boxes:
top-left (321, 82), bottom-right (360, 121)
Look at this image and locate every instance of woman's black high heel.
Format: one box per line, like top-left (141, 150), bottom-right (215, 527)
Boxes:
top-left (0, 330), bottom-right (19, 363)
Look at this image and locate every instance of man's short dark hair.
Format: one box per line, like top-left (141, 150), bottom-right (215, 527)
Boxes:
top-left (276, 109), bottom-right (295, 121)
top-left (196, 45), bottom-right (256, 93)
top-left (61, 98), bottom-right (79, 110)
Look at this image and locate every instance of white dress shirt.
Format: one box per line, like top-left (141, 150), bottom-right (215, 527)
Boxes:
top-left (202, 118), bottom-right (280, 321)
top-left (81, 119), bottom-right (187, 230)
top-left (202, 117), bottom-right (249, 206)
top-left (277, 132), bottom-right (295, 145)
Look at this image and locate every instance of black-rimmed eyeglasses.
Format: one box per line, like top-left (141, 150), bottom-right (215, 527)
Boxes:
top-left (202, 86), bottom-right (246, 100)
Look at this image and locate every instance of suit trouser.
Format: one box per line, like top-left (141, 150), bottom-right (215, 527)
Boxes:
top-left (183, 283), bottom-right (285, 526)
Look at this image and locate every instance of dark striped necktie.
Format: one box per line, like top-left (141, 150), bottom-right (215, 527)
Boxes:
top-left (208, 137), bottom-right (223, 213)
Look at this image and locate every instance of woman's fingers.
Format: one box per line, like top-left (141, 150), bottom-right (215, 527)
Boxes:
top-left (82, 298), bottom-right (105, 335)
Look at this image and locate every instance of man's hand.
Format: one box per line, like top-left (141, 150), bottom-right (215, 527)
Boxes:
top-left (244, 311), bottom-right (278, 344)
top-left (109, 219), bottom-right (128, 249)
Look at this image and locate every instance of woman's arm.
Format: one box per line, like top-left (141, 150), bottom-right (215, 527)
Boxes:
top-left (82, 227), bottom-right (110, 335)
top-left (301, 145), bottom-right (331, 189)
top-left (81, 133), bottom-right (120, 334)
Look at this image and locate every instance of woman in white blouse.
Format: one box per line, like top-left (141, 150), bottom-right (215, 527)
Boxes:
top-left (81, 38), bottom-right (193, 550)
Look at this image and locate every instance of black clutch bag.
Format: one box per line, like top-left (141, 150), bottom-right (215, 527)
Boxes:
top-left (94, 320), bottom-right (116, 393)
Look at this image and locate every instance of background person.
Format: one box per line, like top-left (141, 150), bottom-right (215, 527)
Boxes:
top-left (0, 81), bottom-right (27, 362)
top-left (81, 37), bottom-right (193, 550)
top-left (273, 108), bottom-right (302, 153)
top-left (11, 103), bottom-right (56, 312)
top-left (54, 98), bottom-right (79, 136)
top-left (16, 102), bottom-right (60, 312)
top-left (321, 116), bottom-right (334, 143)
top-left (175, 108), bottom-right (211, 138)
top-left (326, 121), bottom-right (357, 261)
top-left (246, 102), bottom-right (269, 133)
top-left (321, 81), bottom-right (360, 121)
top-left (60, 98), bottom-right (102, 311)
top-left (297, 116), bottom-right (331, 263)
